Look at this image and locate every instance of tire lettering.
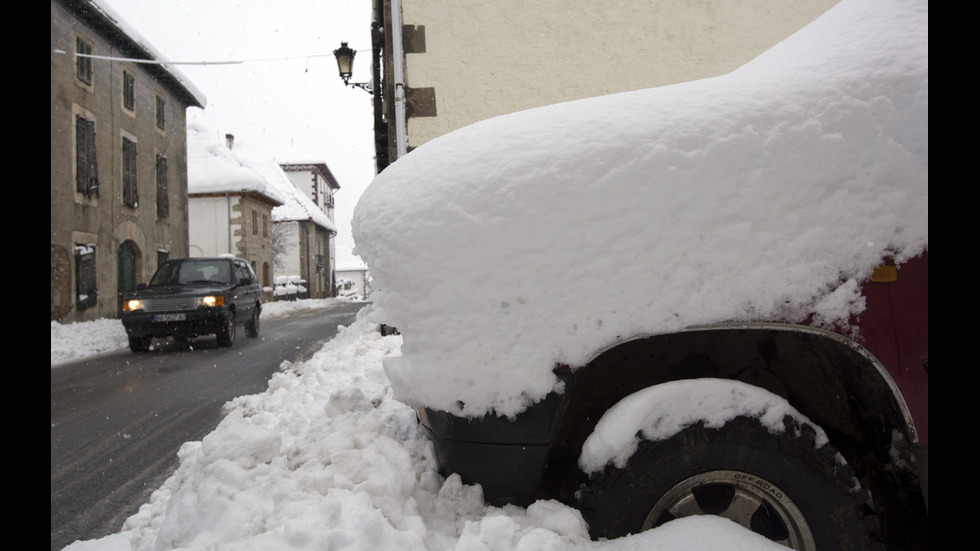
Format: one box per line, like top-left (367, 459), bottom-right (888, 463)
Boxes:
top-left (732, 473), bottom-right (784, 499)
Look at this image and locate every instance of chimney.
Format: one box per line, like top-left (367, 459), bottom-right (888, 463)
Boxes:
top-left (225, 133), bottom-right (234, 149)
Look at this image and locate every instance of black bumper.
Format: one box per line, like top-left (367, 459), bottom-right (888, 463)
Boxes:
top-left (121, 308), bottom-right (229, 339)
top-left (417, 379), bottom-right (571, 506)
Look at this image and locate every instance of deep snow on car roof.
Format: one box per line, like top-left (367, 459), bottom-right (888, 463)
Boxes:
top-left (352, 0), bottom-right (927, 418)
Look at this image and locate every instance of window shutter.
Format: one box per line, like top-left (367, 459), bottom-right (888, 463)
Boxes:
top-left (123, 137), bottom-right (138, 207)
top-left (156, 155), bottom-right (169, 218)
top-left (76, 115), bottom-right (98, 198)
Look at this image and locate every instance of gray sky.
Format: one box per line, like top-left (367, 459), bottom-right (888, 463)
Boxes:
top-left (98, 0), bottom-right (378, 268)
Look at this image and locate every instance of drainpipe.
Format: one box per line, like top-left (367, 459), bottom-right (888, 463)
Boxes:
top-left (226, 192), bottom-right (233, 253)
top-left (391, 0), bottom-right (408, 158)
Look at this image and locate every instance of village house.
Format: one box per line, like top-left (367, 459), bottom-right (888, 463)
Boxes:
top-left (185, 127), bottom-right (286, 292)
top-left (276, 163), bottom-right (341, 298)
top-left (51, 0), bottom-right (206, 322)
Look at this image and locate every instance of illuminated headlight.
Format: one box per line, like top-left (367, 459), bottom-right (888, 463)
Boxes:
top-left (199, 295), bottom-right (224, 308)
top-left (123, 299), bottom-right (144, 312)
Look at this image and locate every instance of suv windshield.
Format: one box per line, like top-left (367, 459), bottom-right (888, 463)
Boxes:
top-left (149, 260), bottom-right (233, 287)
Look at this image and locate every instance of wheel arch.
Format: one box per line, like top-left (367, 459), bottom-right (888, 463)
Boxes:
top-left (546, 323), bottom-right (920, 501)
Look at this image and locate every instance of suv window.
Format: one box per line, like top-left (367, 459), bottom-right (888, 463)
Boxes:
top-left (149, 260), bottom-right (232, 286)
top-left (234, 261), bottom-right (254, 283)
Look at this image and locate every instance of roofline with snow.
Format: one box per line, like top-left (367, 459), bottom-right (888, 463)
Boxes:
top-left (189, 190), bottom-right (284, 208)
top-left (280, 163), bottom-right (341, 190)
top-left (57, 0), bottom-right (206, 109)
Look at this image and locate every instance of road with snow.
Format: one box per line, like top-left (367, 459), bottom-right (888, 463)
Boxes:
top-left (51, 301), bottom-right (366, 551)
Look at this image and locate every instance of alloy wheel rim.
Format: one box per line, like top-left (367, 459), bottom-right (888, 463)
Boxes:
top-left (641, 470), bottom-right (815, 550)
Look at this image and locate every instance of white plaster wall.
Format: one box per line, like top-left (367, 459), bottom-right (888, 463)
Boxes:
top-left (402, 0), bottom-right (839, 147)
top-left (277, 221), bottom-right (302, 278)
top-left (285, 171), bottom-right (312, 200)
top-left (188, 196), bottom-right (235, 257)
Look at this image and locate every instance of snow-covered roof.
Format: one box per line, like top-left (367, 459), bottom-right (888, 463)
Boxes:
top-left (253, 161), bottom-right (338, 234)
top-left (186, 121), bottom-right (285, 205)
top-left (185, 115), bottom-right (338, 233)
top-left (336, 264), bottom-right (369, 272)
top-left (352, 0), bottom-right (928, 418)
top-left (280, 163), bottom-right (341, 190)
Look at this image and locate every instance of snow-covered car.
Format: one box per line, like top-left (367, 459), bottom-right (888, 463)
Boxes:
top-left (352, 0), bottom-right (927, 549)
top-left (121, 257), bottom-right (262, 351)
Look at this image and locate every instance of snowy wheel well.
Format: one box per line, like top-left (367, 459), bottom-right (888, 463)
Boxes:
top-left (543, 323), bottom-right (920, 502)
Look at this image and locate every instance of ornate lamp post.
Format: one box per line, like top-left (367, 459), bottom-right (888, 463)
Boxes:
top-left (333, 42), bottom-right (373, 94)
top-left (334, 32), bottom-right (389, 172)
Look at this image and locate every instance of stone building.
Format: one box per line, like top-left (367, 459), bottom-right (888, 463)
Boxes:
top-left (51, 0), bottom-right (206, 322)
top-left (277, 163), bottom-right (340, 298)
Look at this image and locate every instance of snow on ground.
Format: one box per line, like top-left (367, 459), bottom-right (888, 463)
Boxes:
top-left (55, 300), bottom-right (785, 551)
top-left (54, 0), bottom-right (926, 547)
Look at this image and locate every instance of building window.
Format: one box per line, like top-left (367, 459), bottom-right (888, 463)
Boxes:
top-left (122, 137), bottom-right (138, 208)
top-left (75, 244), bottom-right (98, 311)
top-left (76, 37), bottom-right (92, 84)
top-left (155, 95), bottom-right (166, 130)
top-left (156, 154), bottom-right (169, 218)
top-left (263, 214), bottom-right (269, 237)
top-left (252, 210), bottom-right (259, 235)
top-left (123, 71), bottom-right (136, 111)
top-left (75, 115), bottom-right (99, 198)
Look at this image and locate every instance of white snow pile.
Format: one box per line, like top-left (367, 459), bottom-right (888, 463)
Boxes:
top-left (51, 318), bottom-right (130, 365)
top-left (352, 0), bottom-right (928, 419)
top-left (578, 379), bottom-right (830, 474)
top-left (60, 311), bottom-right (786, 551)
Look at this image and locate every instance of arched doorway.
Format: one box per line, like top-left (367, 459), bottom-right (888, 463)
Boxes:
top-left (117, 240), bottom-right (140, 317)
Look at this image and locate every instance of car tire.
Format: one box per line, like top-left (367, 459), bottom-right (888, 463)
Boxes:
top-left (244, 306), bottom-right (260, 338)
top-left (576, 414), bottom-right (881, 550)
top-left (128, 336), bottom-right (151, 353)
top-left (216, 312), bottom-right (236, 347)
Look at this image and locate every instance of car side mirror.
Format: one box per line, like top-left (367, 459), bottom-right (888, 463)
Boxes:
top-left (137, 283), bottom-right (147, 291)
top-left (239, 277), bottom-right (252, 286)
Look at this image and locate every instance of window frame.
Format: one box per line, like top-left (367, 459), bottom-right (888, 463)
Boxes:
top-left (75, 244), bottom-right (98, 311)
top-left (155, 94), bottom-right (166, 131)
top-left (76, 36), bottom-right (93, 85)
top-left (122, 70), bottom-right (136, 112)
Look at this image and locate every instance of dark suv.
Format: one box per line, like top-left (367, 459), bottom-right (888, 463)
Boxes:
top-left (121, 257), bottom-right (262, 352)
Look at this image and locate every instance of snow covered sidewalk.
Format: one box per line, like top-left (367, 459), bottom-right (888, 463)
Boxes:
top-left (55, 302), bottom-right (782, 550)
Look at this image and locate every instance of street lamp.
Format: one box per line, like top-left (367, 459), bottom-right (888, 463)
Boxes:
top-left (333, 42), bottom-right (373, 94)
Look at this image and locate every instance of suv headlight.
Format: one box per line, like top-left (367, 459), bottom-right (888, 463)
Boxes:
top-left (123, 299), bottom-right (144, 312)
top-left (199, 295), bottom-right (225, 308)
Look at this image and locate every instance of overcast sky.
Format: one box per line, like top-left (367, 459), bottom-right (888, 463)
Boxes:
top-left (98, 0), bottom-right (378, 268)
